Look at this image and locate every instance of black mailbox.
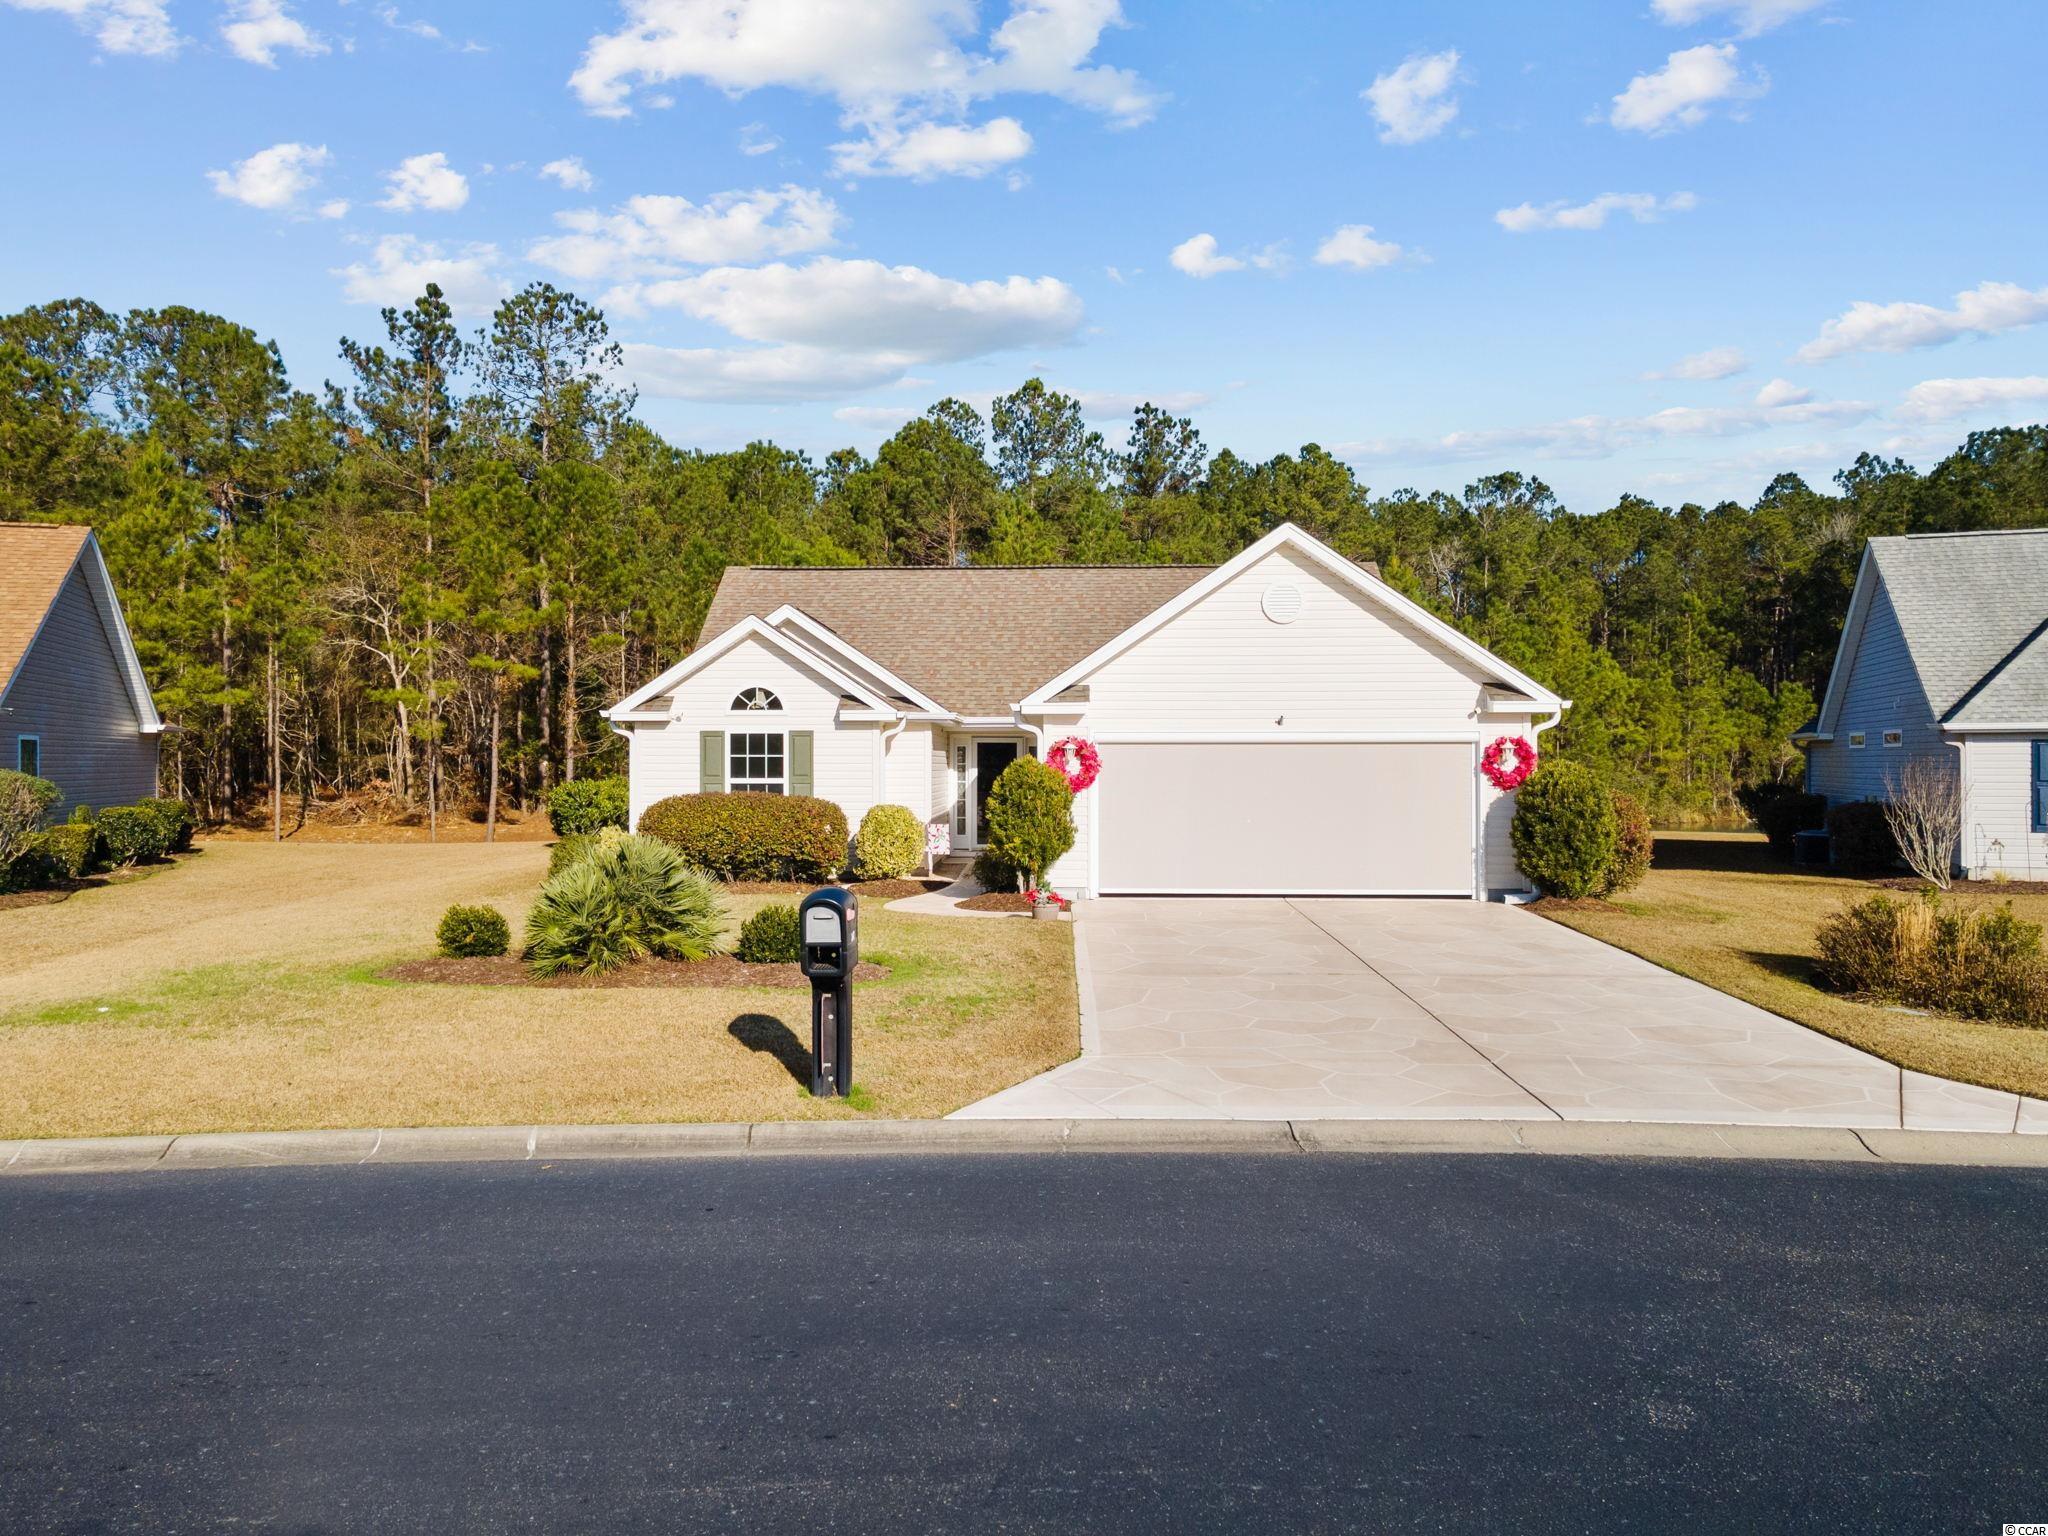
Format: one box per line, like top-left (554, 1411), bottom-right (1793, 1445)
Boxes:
top-left (798, 887), bottom-right (858, 1097)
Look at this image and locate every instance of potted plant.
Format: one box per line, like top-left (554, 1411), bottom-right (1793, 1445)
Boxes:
top-left (1025, 887), bottom-right (1071, 921)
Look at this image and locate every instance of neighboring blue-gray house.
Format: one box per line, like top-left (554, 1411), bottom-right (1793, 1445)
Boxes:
top-left (1797, 529), bottom-right (2048, 880)
top-left (0, 523), bottom-right (163, 817)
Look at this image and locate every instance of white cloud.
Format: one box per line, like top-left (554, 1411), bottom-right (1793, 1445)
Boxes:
top-left (378, 151), bottom-right (470, 212)
top-left (1168, 233), bottom-right (1283, 279)
top-left (1496, 191), bottom-right (1698, 232)
top-left (1364, 48), bottom-right (1461, 145)
top-left (529, 185), bottom-right (841, 280)
top-left (539, 156), bottom-right (595, 191)
top-left (1795, 280), bottom-right (2048, 363)
top-left (376, 4), bottom-right (440, 39)
top-left (206, 141), bottom-right (330, 211)
top-left (1346, 395), bottom-right (1871, 464)
top-left (1753, 377), bottom-right (1812, 407)
top-left (1897, 376), bottom-right (2048, 423)
top-left (569, 0), bottom-right (1160, 188)
top-left (832, 117), bottom-right (1032, 180)
top-left (1646, 346), bottom-right (1749, 381)
top-left (1074, 388), bottom-right (1209, 418)
top-left (833, 403), bottom-right (924, 430)
top-left (220, 0), bottom-right (326, 66)
top-left (317, 198), bottom-right (350, 219)
top-left (618, 255), bottom-right (1084, 403)
top-left (1313, 224), bottom-right (1407, 271)
top-left (4, 0), bottom-right (179, 55)
top-left (738, 122), bottom-right (780, 156)
top-left (1652, 0), bottom-right (1827, 37)
top-left (1610, 44), bottom-right (1763, 134)
top-left (334, 235), bottom-right (509, 316)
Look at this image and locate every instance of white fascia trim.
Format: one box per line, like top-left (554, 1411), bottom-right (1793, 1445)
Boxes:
top-left (1018, 522), bottom-right (1564, 712)
top-left (1813, 545), bottom-right (1874, 738)
top-left (1942, 721), bottom-right (2048, 734)
top-left (1793, 732), bottom-right (1835, 744)
top-left (956, 715), bottom-right (1021, 728)
top-left (836, 709), bottom-right (897, 723)
top-left (764, 604), bottom-right (945, 715)
top-left (603, 615), bottom-right (895, 719)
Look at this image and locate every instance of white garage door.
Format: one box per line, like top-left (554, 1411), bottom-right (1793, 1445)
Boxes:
top-left (1096, 740), bottom-right (1477, 896)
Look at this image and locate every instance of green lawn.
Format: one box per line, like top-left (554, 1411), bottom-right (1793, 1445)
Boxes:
top-left (0, 841), bottom-right (1078, 1139)
top-left (1537, 832), bottom-right (2048, 1100)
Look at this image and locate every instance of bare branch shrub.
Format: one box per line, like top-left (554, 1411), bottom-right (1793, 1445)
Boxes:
top-left (1883, 757), bottom-right (1962, 890)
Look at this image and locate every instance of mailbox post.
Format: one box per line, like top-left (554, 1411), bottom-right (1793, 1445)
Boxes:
top-left (797, 887), bottom-right (858, 1098)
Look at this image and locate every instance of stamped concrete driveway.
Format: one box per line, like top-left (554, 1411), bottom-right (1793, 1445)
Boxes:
top-left (956, 898), bottom-right (2048, 1131)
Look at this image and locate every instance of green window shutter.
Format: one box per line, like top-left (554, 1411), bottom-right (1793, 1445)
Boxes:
top-left (790, 731), bottom-right (814, 797)
top-left (699, 731), bottom-right (724, 793)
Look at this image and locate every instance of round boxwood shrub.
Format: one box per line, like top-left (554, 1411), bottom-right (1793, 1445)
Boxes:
top-left (437, 903), bottom-right (511, 958)
top-left (547, 775), bottom-right (629, 837)
top-left (524, 832), bottom-right (728, 976)
top-left (638, 793), bottom-right (849, 883)
top-left (983, 758), bottom-right (1074, 890)
top-left (854, 803), bottom-right (923, 880)
top-left (135, 797), bottom-right (197, 853)
top-left (735, 902), bottom-right (802, 963)
top-left (0, 768), bottom-right (60, 874)
top-left (95, 804), bottom-right (172, 867)
top-left (1511, 761), bottom-right (1620, 899)
top-left (1599, 791), bottom-right (1654, 897)
top-left (1825, 800), bottom-right (1897, 875)
top-left (1736, 781), bottom-right (1827, 859)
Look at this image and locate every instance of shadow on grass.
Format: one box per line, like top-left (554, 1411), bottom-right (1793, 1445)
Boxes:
top-left (1652, 835), bottom-right (1787, 874)
top-left (728, 1011), bottom-right (811, 1088)
top-left (1740, 950), bottom-right (1824, 988)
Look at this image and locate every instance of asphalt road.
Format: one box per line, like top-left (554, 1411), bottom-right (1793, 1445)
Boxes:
top-left (4, 1152), bottom-right (2046, 1534)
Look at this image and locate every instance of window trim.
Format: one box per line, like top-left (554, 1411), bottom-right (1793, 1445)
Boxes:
top-left (1847, 731), bottom-right (1866, 750)
top-left (727, 729), bottom-right (787, 795)
top-left (730, 687), bottom-right (783, 713)
top-left (15, 734), bottom-right (39, 777)
top-left (2033, 739), bottom-right (2048, 836)
top-left (1881, 728), bottom-right (1903, 748)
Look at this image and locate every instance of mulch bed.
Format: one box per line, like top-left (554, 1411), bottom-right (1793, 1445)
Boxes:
top-left (384, 954), bottom-right (890, 989)
top-left (719, 878), bottom-right (945, 899)
top-left (957, 891), bottom-right (1036, 912)
top-left (1867, 876), bottom-right (2048, 895)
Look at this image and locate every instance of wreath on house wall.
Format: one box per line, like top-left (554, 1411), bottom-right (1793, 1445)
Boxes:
top-left (1480, 735), bottom-right (1538, 791)
top-left (1046, 736), bottom-right (1102, 792)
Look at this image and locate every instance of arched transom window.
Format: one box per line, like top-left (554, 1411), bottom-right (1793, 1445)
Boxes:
top-left (731, 687), bottom-right (783, 712)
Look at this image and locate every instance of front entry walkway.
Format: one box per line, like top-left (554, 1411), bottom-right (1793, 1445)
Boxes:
top-left (955, 898), bottom-right (2048, 1131)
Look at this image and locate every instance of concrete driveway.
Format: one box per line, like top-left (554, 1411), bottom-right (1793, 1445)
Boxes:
top-left (956, 898), bottom-right (2048, 1131)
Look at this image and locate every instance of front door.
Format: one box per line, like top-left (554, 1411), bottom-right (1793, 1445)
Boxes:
top-left (974, 740), bottom-right (1020, 845)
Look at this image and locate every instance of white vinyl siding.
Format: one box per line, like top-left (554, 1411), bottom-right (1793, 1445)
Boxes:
top-left (1960, 735), bottom-right (2048, 880)
top-left (882, 721), bottom-right (937, 823)
top-left (1807, 576), bottom-right (1944, 805)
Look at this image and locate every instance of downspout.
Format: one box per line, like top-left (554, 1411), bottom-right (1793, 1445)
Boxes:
top-left (1501, 704), bottom-right (1569, 905)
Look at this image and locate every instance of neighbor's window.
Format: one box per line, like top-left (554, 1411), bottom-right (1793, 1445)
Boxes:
top-left (1847, 732), bottom-right (1866, 749)
top-left (1882, 728), bottom-right (1903, 747)
top-left (728, 732), bottom-right (786, 794)
top-left (15, 735), bottom-right (38, 777)
top-left (731, 687), bottom-right (782, 712)
top-left (2033, 740), bottom-right (2047, 834)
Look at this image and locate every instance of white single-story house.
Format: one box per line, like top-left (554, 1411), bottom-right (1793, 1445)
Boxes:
top-left (604, 523), bottom-right (1568, 899)
top-left (0, 522), bottom-right (163, 818)
top-left (1797, 527), bottom-right (2048, 880)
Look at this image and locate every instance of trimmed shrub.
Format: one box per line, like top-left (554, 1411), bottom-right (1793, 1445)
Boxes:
top-left (1815, 893), bottom-right (2048, 1025)
top-left (983, 758), bottom-right (1074, 890)
top-left (135, 797), bottom-right (197, 853)
top-left (0, 769), bottom-right (60, 873)
top-left (854, 803), bottom-right (923, 880)
top-left (548, 826), bottom-right (629, 878)
top-left (547, 775), bottom-right (629, 837)
top-left (1600, 791), bottom-right (1654, 897)
top-left (68, 803), bottom-right (94, 825)
top-left (524, 832), bottom-right (728, 977)
top-left (735, 902), bottom-right (802, 964)
top-left (638, 793), bottom-right (848, 883)
top-left (1826, 800), bottom-right (1897, 875)
top-left (1736, 781), bottom-right (1827, 858)
top-left (437, 903), bottom-right (511, 958)
top-left (1511, 760), bottom-right (1620, 900)
top-left (971, 846), bottom-right (1023, 893)
top-left (32, 824), bottom-right (98, 880)
top-left (95, 804), bottom-right (172, 867)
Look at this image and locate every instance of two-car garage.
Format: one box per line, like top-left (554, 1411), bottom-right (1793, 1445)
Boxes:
top-left (1091, 739), bottom-right (1481, 896)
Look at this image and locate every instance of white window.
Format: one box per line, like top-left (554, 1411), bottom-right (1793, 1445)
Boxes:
top-left (729, 732), bottom-right (786, 794)
top-left (731, 687), bottom-right (782, 712)
top-left (16, 735), bottom-right (39, 777)
top-left (1847, 732), bottom-right (1866, 749)
top-left (1882, 728), bottom-right (1903, 747)
top-left (953, 745), bottom-right (969, 836)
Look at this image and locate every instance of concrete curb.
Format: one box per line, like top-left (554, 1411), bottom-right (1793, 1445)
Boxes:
top-left (6, 1118), bottom-right (2048, 1177)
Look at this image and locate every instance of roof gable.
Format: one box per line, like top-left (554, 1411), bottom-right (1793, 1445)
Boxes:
top-left (0, 524), bottom-right (161, 733)
top-left (1871, 530), bottom-right (2048, 718)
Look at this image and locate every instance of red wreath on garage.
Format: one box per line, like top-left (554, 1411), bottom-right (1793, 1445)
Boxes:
top-left (1480, 734), bottom-right (1537, 791)
top-left (1046, 736), bottom-right (1101, 792)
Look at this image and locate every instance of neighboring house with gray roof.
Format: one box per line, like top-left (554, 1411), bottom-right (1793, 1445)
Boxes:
top-left (0, 523), bottom-right (164, 817)
top-left (605, 523), bottom-right (1567, 900)
top-left (1797, 528), bottom-right (2048, 879)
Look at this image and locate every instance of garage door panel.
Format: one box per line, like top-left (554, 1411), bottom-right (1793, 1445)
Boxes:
top-left (1098, 741), bottom-right (1475, 894)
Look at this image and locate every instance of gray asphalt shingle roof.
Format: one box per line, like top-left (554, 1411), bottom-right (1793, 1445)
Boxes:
top-left (1866, 529), bottom-right (2048, 727)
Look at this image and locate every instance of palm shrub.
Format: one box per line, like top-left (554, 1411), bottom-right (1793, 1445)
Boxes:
top-left (1511, 761), bottom-right (1620, 899)
top-left (1599, 791), bottom-right (1654, 896)
top-left (437, 903), bottom-right (511, 958)
top-left (735, 902), bottom-right (802, 963)
top-left (983, 758), bottom-right (1074, 890)
top-left (0, 769), bottom-right (59, 875)
top-left (524, 832), bottom-right (728, 977)
top-left (854, 803), bottom-right (923, 880)
top-left (638, 793), bottom-right (848, 882)
top-left (547, 776), bottom-right (629, 836)
top-left (94, 804), bottom-right (172, 867)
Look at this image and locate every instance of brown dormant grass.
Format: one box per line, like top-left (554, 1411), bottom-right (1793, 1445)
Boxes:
top-left (0, 842), bottom-right (1077, 1138)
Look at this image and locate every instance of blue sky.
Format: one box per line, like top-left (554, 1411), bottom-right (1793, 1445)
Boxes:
top-left (3, 0), bottom-right (2045, 510)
